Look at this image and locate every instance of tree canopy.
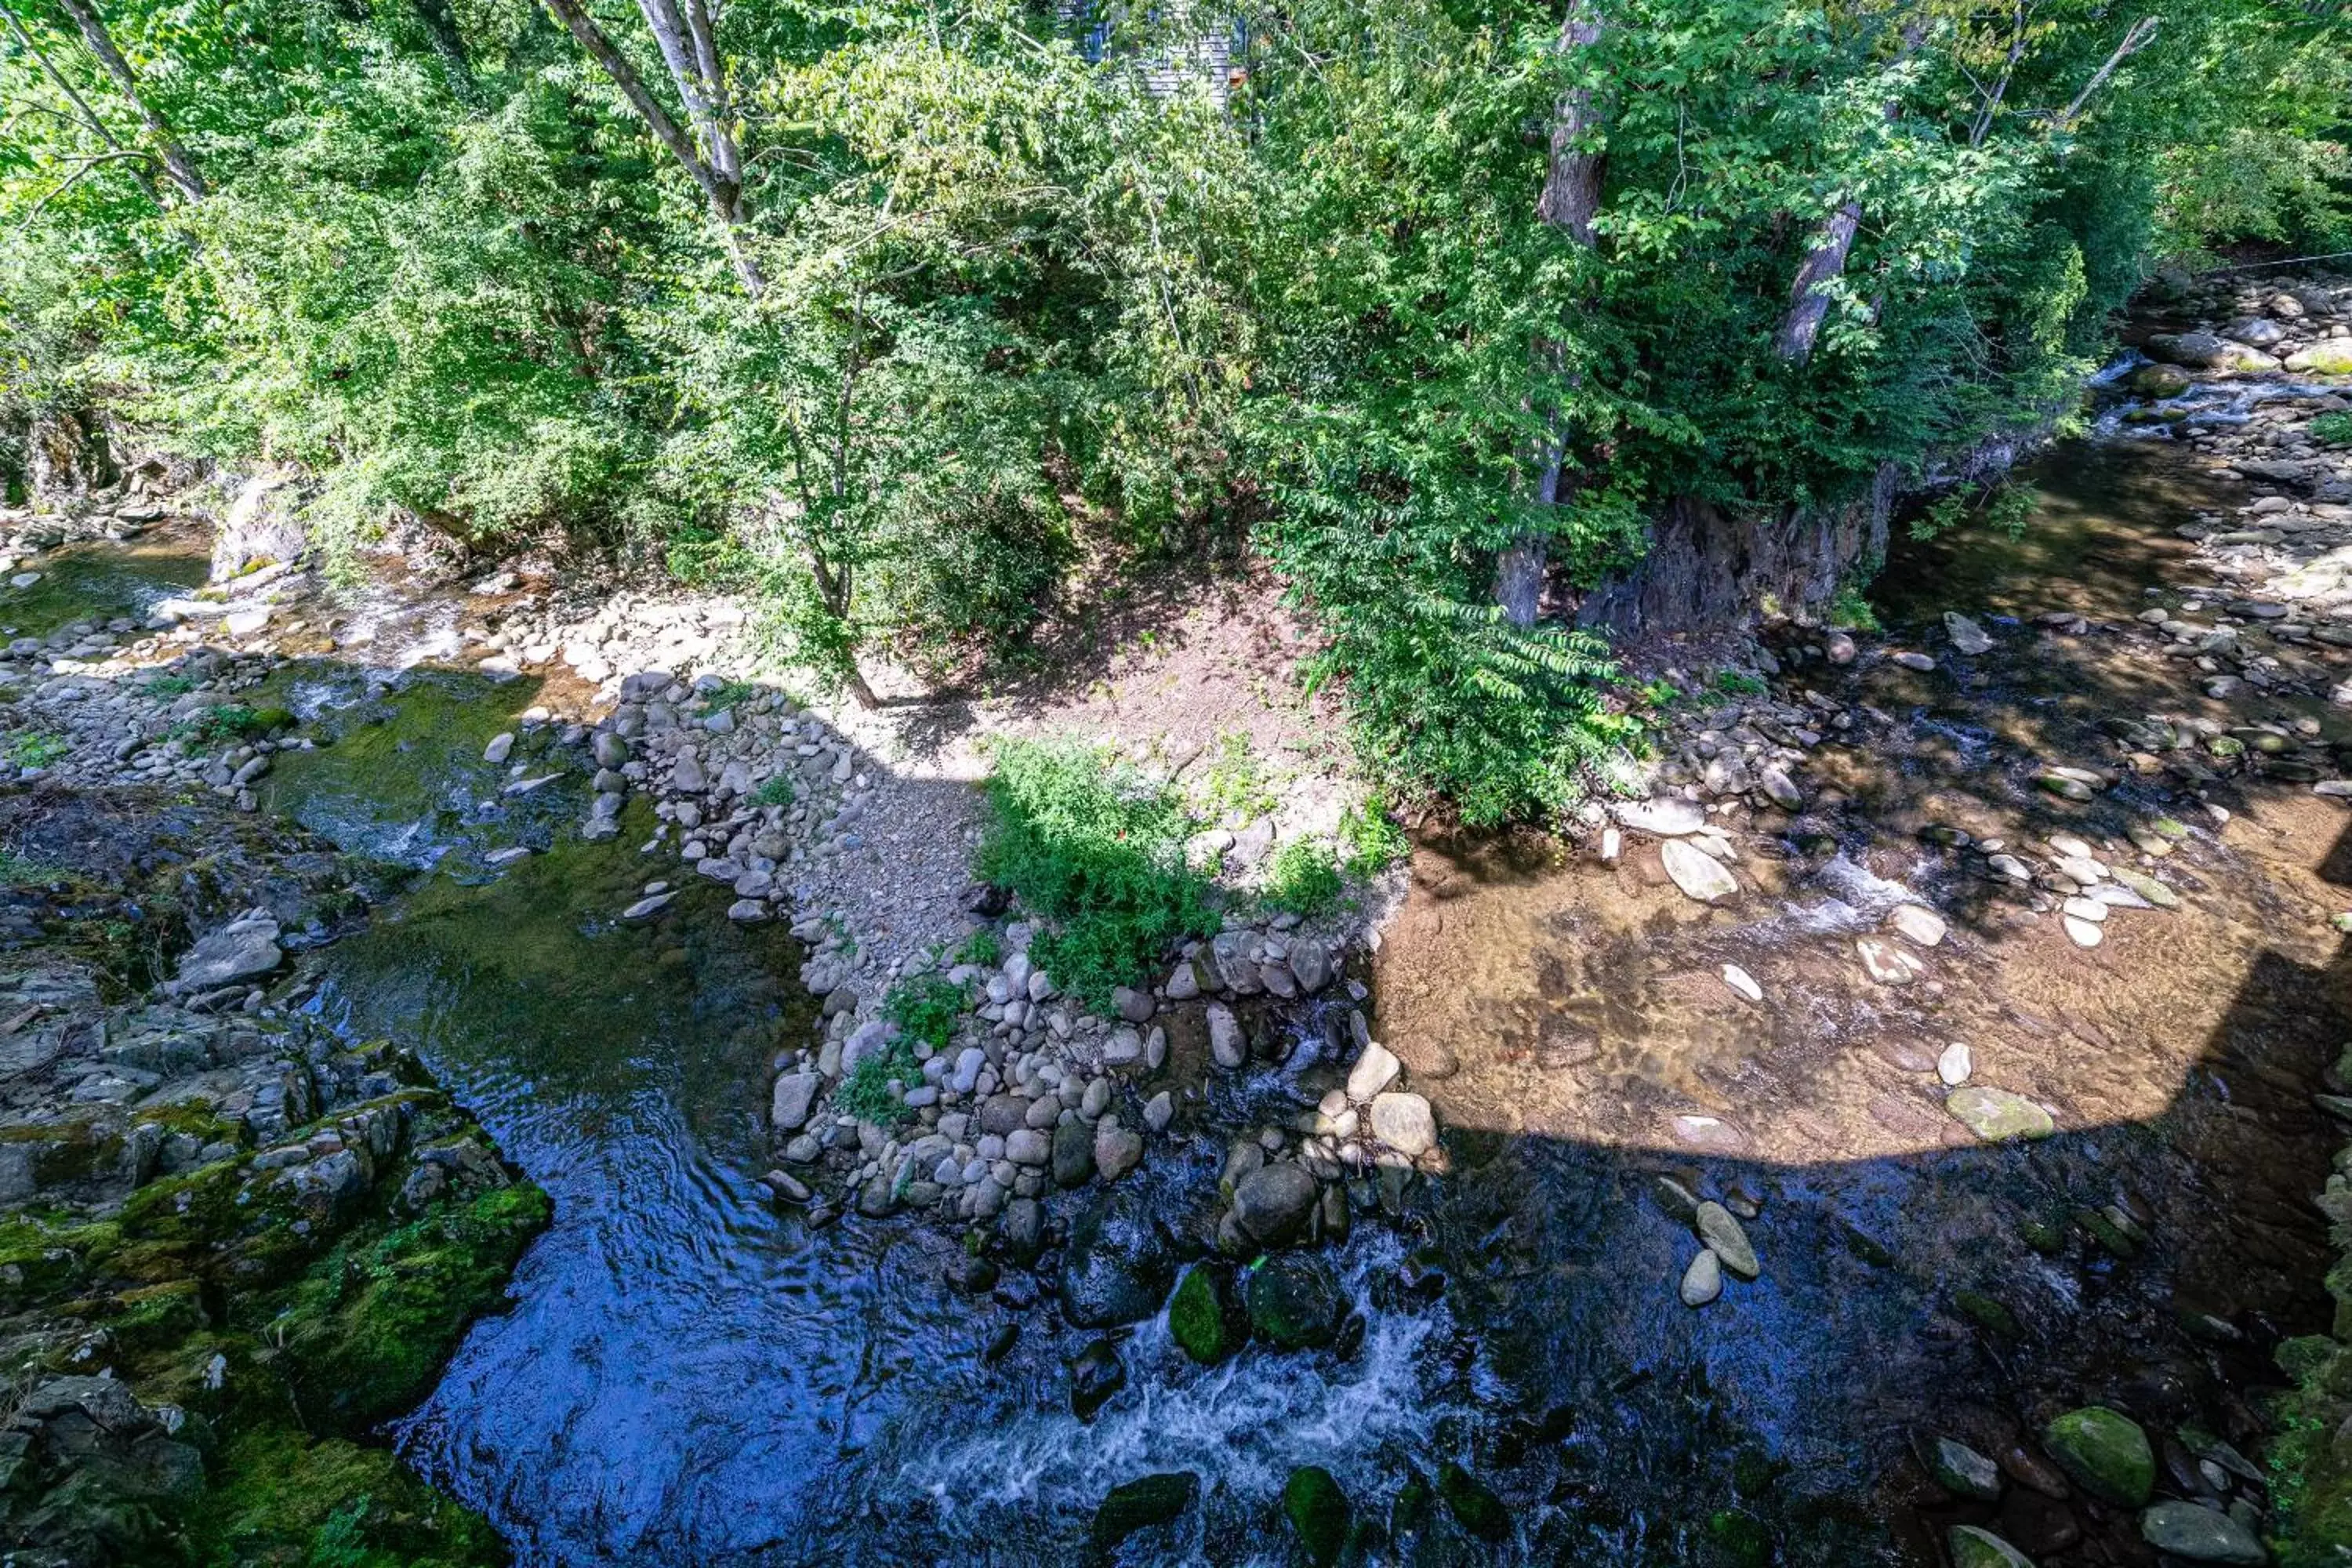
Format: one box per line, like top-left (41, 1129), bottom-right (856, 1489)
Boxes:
top-left (2, 0), bottom-right (2344, 818)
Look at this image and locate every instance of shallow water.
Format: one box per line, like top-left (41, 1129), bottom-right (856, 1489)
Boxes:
top-left (0, 520), bottom-right (209, 637)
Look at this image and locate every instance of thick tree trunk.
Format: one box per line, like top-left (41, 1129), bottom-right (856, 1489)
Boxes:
top-left (50, 0), bottom-right (204, 200)
top-left (1495, 0), bottom-right (1604, 626)
top-left (1773, 201), bottom-right (1860, 363)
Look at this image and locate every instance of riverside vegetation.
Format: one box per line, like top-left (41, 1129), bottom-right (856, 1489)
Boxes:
top-left (5, 0), bottom-right (2352, 1563)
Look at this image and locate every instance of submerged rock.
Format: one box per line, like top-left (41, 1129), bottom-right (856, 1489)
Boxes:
top-left (1680, 1248), bottom-right (1723, 1307)
top-left (1661, 838), bottom-right (1739, 903)
top-left (1921, 1435), bottom-right (2003, 1501)
top-left (1436, 1460), bottom-right (1511, 1541)
top-left (1232, 1161), bottom-right (1319, 1246)
top-left (1068, 1338), bottom-right (1127, 1422)
top-left (1058, 1194), bottom-right (1175, 1327)
top-left (1283, 1466), bottom-right (1352, 1568)
top-left (1948, 1524), bottom-right (2036, 1568)
top-left (1695, 1201), bottom-right (1759, 1279)
top-left (1247, 1254), bottom-right (1345, 1349)
top-left (1946, 1087), bottom-right (2055, 1143)
top-left (1090, 1472), bottom-right (1199, 1551)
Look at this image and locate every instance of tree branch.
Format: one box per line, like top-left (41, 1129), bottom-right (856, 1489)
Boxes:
top-left (2052, 16), bottom-right (2158, 130)
top-left (49, 0), bottom-right (202, 198)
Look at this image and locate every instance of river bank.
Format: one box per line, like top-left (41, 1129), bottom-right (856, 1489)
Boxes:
top-left (0, 270), bottom-right (2348, 1564)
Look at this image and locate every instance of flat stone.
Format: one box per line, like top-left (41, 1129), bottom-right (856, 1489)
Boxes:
top-left (1944, 612), bottom-right (1994, 655)
top-left (1923, 1436), bottom-right (2004, 1501)
top-left (1694, 1200), bottom-right (1758, 1279)
top-left (1661, 838), bottom-right (1739, 903)
top-left (171, 913), bottom-right (282, 993)
top-left (1669, 1114), bottom-right (1748, 1156)
top-left (621, 893), bottom-right (674, 922)
top-left (1721, 964), bottom-right (1762, 1003)
top-left (484, 731), bottom-right (515, 764)
top-left (1679, 1249), bottom-right (1722, 1306)
top-left (2060, 896), bottom-right (2107, 924)
top-left (1936, 1042), bottom-right (1973, 1087)
top-left (1206, 1003), bottom-right (1246, 1069)
top-left (1946, 1087), bottom-right (2054, 1143)
top-left (1857, 937), bottom-right (1925, 985)
top-left (1347, 1042), bottom-right (1401, 1101)
top-left (1110, 985), bottom-right (1155, 1024)
top-left (1616, 797), bottom-right (1706, 837)
top-left (1888, 904), bottom-right (1947, 948)
top-left (2108, 867), bottom-right (2179, 909)
top-left (1892, 650), bottom-right (1936, 671)
top-left (2062, 914), bottom-right (2103, 948)
top-left (1369, 1092), bottom-right (1437, 1157)
top-left (2138, 1501), bottom-right (2264, 1564)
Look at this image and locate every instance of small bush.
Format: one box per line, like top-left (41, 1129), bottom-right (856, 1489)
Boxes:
top-left (1261, 839), bottom-right (1343, 917)
top-left (2314, 411), bottom-right (2352, 448)
top-left (5, 730), bottom-right (67, 768)
top-left (1824, 582), bottom-right (1881, 633)
top-left (1336, 796), bottom-right (1410, 877)
top-left (956, 928), bottom-right (1003, 969)
top-left (1198, 732), bottom-right (1276, 823)
top-left (146, 673), bottom-right (196, 697)
top-left (883, 974), bottom-right (967, 1052)
top-left (702, 680), bottom-right (758, 712)
top-left (834, 1041), bottom-right (919, 1125)
top-left (177, 704), bottom-right (292, 746)
top-left (978, 738), bottom-right (1214, 1009)
top-left (1711, 670), bottom-right (1766, 699)
top-left (752, 775), bottom-right (795, 808)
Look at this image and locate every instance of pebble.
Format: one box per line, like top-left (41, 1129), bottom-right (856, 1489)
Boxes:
top-left (1679, 1249), bottom-right (1722, 1307)
top-left (1936, 1042), bottom-right (1972, 1087)
top-left (2138, 1501), bottom-right (2265, 1564)
top-left (1720, 964), bottom-right (1762, 1003)
top-left (1946, 1086), bottom-right (2055, 1143)
top-left (1347, 1042), bottom-right (1401, 1100)
top-left (2062, 913), bottom-right (2104, 948)
top-left (1693, 1201), bottom-right (1758, 1279)
top-left (1369, 1092), bottom-right (1437, 1158)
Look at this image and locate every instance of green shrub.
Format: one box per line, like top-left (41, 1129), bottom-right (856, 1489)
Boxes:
top-left (1824, 582), bottom-right (1881, 633)
top-left (146, 673), bottom-right (196, 697)
top-left (1198, 732), bottom-right (1277, 823)
top-left (977, 738), bottom-right (1214, 1009)
top-left (1336, 796), bottom-right (1410, 877)
top-left (4, 730), bottom-right (67, 768)
top-left (956, 928), bottom-right (1003, 969)
top-left (883, 974), bottom-right (967, 1052)
top-left (2314, 411), bottom-right (2352, 448)
top-left (1261, 840), bottom-right (1344, 917)
top-left (702, 679), bottom-right (758, 712)
top-left (834, 1041), bottom-right (919, 1125)
top-left (1711, 670), bottom-right (1766, 699)
top-left (176, 704), bottom-right (291, 746)
top-left (752, 775), bottom-right (796, 808)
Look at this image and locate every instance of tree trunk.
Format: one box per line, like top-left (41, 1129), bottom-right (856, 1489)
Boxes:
top-left (408, 0), bottom-right (479, 103)
top-left (1494, 0), bottom-right (1604, 626)
top-left (1773, 201), bottom-right (1860, 363)
top-left (539, 0), bottom-right (761, 295)
top-left (51, 0), bottom-right (204, 200)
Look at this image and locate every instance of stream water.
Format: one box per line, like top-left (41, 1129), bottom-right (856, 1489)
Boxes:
top-left (24, 405), bottom-right (2344, 1564)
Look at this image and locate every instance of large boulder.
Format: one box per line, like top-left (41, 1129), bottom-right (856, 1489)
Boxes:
top-left (2287, 342), bottom-right (2352, 376)
top-left (1058, 1193), bottom-right (1175, 1327)
top-left (212, 468), bottom-right (307, 582)
top-left (1283, 1466), bottom-right (1352, 1568)
top-left (2042, 1406), bottom-right (2153, 1506)
top-left (1247, 1254), bottom-right (1345, 1349)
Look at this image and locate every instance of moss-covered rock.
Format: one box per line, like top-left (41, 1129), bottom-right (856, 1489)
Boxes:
top-left (1091, 1471), bottom-right (1199, 1551)
top-left (1168, 1261), bottom-right (1250, 1364)
top-left (1436, 1460), bottom-right (1509, 1542)
top-left (1283, 1465), bottom-right (1350, 1567)
top-left (2042, 1406), bottom-right (2153, 1507)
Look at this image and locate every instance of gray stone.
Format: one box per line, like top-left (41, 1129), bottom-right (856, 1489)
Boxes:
top-left (1111, 985), bottom-right (1156, 1024)
top-left (2138, 1501), bottom-right (2265, 1564)
top-left (1094, 1120), bottom-right (1144, 1181)
top-left (1369, 1091), bottom-right (1436, 1157)
top-left (484, 731), bottom-right (516, 764)
top-left (1679, 1249), bottom-right (1722, 1307)
top-left (1206, 1003), bottom-right (1246, 1069)
top-left (1232, 1162), bottom-right (1319, 1246)
top-left (1005, 1128), bottom-right (1050, 1166)
top-left (1694, 1200), bottom-right (1758, 1279)
top-left (1616, 797), bottom-right (1706, 837)
top-left (771, 1073), bottom-right (822, 1131)
top-left (170, 912), bottom-right (281, 993)
top-left (1944, 612), bottom-right (1994, 655)
top-left (1922, 1436), bottom-right (2002, 1501)
top-left (1287, 938), bottom-right (1333, 994)
top-left (1346, 1042), bottom-right (1400, 1101)
top-left (2042, 1406), bottom-right (2154, 1506)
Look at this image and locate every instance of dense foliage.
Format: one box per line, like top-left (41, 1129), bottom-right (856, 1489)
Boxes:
top-left (0, 0), bottom-right (2343, 816)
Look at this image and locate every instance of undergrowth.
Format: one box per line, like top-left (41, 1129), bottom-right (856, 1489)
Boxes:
top-left (978, 739), bottom-right (1214, 1009)
top-left (1260, 840), bottom-right (1344, 917)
